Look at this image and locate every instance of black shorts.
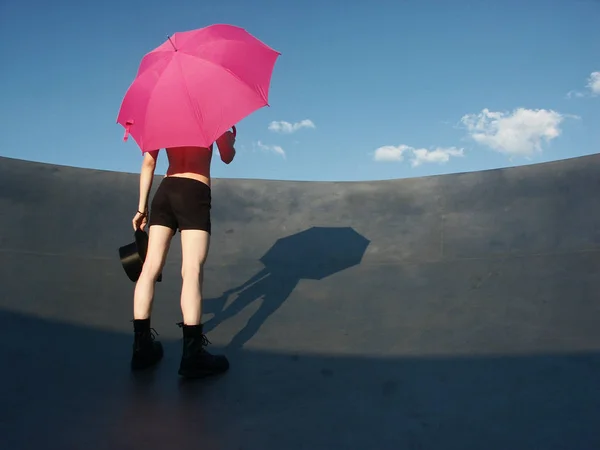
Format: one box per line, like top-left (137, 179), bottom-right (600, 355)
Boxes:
top-left (148, 177), bottom-right (211, 234)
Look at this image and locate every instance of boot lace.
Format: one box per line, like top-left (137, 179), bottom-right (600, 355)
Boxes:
top-left (177, 322), bottom-right (211, 347)
top-left (131, 320), bottom-right (159, 340)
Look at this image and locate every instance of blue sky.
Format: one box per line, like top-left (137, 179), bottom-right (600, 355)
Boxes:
top-left (1, 0), bottom-right (598, 181)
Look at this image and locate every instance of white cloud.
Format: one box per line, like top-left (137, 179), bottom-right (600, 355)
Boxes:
top-left (373, 144), bottom-right (464, 167)
top-left (566, 71), bottom-right (600, 98)
top-left (411, 147), bottom-right (464, 167)
top-left (256, 141), bottom-right (285, 158)
top-left (460, 107), bottom-right (566, 157)
top-left (566, 90), bottom-right (585, 99)
top-left (373, 144), bottom-right (411, 162)
top-left (586, 71), bottom-right (600, 95)
top-left (268, 119), bottom-right (315, 134)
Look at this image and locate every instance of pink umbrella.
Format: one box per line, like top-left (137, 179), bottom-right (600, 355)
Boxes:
top-left (117, 24), bottom-right (280, 153)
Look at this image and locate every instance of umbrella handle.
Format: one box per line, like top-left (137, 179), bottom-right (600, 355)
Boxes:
top-left (231, 125), bottom-right (236, 137)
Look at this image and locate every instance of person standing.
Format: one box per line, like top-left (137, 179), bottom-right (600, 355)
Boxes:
top-left (129, 129), bottom-right (236, 378)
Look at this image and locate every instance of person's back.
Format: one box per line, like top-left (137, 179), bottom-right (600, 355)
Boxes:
top-left (165, 130), bottom-right (237, 185)
top-left (129, 129), bottom-right (236, 378)
top-left (165, 146), bottom-right (213, 185)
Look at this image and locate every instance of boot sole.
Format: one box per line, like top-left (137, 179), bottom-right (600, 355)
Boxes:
top-left (131, 345), bottom-right (164, 370)
top-left (131, 357), bottom-right (163, 370)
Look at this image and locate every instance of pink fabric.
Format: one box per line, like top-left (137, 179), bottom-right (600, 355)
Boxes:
top-left (117, 24), bottom-right (280, 153)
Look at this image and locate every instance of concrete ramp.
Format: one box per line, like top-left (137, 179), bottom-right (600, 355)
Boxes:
top-left (1, 154), bottom-right (599, 450)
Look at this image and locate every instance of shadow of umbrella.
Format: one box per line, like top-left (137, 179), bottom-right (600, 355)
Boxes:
top-left (203, 226), bottom-right (370, 349)
top-left (260, 226), bottom-right (370, 279)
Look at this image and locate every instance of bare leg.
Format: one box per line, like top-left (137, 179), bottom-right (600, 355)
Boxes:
top-left (180, 229), bottom-right (210, 325)
top-left (130, 224), bottom-right (173, 370)
top-left (177, 228), bottom-right (228, 378)
top-left (133, 225), bottom-right (174, 319)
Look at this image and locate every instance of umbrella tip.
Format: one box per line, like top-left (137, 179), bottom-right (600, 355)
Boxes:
top-left (167, 35), bottom-right (178, 51)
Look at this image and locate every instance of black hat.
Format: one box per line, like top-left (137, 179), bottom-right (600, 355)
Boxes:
top-left (118, 229), bottom-right (162, 282)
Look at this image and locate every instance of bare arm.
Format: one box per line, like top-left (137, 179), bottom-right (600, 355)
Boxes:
top-left (138, 150), bottom-right (159, 213)
top-left (132, 150), bottom-right (159, 231)
top-left (216, 131), bottom-right (236, 164)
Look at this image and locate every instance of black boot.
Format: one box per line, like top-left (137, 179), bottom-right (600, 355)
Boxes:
top-left (131, 318), bottom-right (163, 370)
top-left (177, 322), bottom-right (229, 378)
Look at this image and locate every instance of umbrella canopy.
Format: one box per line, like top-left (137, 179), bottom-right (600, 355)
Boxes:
top-left (117, 24), bottom-right (280, 152)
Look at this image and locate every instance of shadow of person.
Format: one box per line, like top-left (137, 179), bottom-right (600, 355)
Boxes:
top-left (202, 266), bottom-right (298, 349)
top-left (202, 226), bottom-right (370, 350)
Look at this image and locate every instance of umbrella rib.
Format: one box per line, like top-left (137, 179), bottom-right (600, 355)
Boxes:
top-left (136, 60), bottom-right (173, 151)
top-left (175, 55), bottom-right (210, 145)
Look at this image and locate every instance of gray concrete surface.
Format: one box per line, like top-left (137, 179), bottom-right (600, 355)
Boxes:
top-left (1, 154), bottom-right (599, 450)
